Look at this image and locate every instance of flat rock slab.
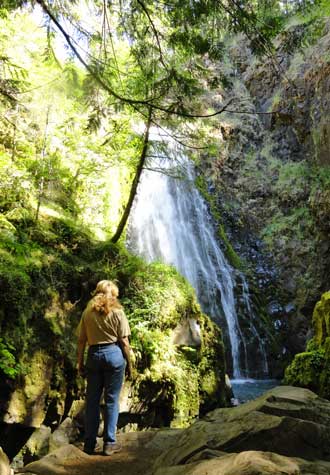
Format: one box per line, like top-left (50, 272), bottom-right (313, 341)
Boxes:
top-left (154, 385), bottom-right (330, 468)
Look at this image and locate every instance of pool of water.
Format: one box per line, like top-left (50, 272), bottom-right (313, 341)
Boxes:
top-left (231, 379), bottom-right (280, 404)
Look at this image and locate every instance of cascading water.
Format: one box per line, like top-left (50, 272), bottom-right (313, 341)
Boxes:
top-left (127, 134), bottom-right (267, 379)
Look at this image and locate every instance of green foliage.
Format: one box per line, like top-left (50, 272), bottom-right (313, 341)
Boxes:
top-left (262, 207), bottom-right (312, 244)
top-left (0, 337), bottom-right (20, 378)
top-left (258, 159), bottom-right (316, 249)
top-left (312, 165), bottom-right (330, 190)
top-left (0, 190), bottom-right (227, 425)
top-left (0, 9), bottom-right (143, 241)
top-left (247, 2), bottom-right (286, 50)
top-left (284, 291), bottom-right (330, 398)
top-left (284, 348), bottom-right (325, 390)
top-left (275, 161), bottom-right (310, 189)
top-left (122, 261), bottom-right (196, 327)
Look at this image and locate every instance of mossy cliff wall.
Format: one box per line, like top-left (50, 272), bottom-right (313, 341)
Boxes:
top-left (0, 213), bottom-right (228, 457)
top-left (284, 291), bottom-right (330, 398)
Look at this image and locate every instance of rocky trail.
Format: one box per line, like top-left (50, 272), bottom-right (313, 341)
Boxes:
top-left (3, 386), bottom-right (330, 475)
top-left (15, 431), bottom-right (168, 475)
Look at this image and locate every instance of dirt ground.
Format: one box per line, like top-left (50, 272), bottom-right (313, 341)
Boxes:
top-left (18, 430), bottom-right (178, 475)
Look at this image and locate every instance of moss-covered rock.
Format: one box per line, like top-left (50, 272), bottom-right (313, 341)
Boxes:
top-left (119, 261), bottom-right (227, 427)
top-left (283, 350), bottom-right (325, 392)
top-left (284, 291), bottom-right (330, 398)
top-left (0, 214), bottom-right (228, 440)
top-left (4, 350), bottom-right (53, 427)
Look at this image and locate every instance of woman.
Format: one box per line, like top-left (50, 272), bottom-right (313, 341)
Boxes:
top-left (77, 280), bottom-right (132, 456)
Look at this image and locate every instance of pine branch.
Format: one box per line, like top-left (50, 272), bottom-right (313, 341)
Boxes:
top-left (36, 0), bottom-right (286, 119)
top-left (136, 0), bottom-right (168, 71)
top-left (35, 0), bottom-right (250, 119)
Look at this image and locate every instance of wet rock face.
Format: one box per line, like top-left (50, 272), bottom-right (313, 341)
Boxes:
top-left (152, 386), bottom-right (330, 474)
top-left (241, 22), bottom-right (330, 166)
top-left (202, 20), bottom-right (330, 375)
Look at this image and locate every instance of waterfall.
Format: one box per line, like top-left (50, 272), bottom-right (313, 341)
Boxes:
top-left (127, 136), bottom-right (267, 378)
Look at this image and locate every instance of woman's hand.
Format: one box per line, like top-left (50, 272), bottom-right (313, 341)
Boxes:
top-left (77, 328), bottom-right (87, 377)
top-left (126, 364), bottom-right (133, 381)
top-left (119, 337), bottom-right (134, 380)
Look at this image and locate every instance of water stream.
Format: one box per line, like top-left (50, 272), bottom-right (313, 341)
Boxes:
top-left (127, 136), bottom-right (268, 381)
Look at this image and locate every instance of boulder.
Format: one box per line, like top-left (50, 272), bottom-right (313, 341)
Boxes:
top-left (153, 386), bottom-right (330, 470)
top-left (49, 418), bottom-right (79, 453)
top-left (172, 318), bottom-right (202, 347)
top-left (284, 291), bottom-right (330, 399)
top-left (25, 425), bottom-right (51, 458)
top-left (0, 447), bottom-right (13, 475)
top-left (68, 400), bottom-right (85, 429)
top-left (18, 444), bottom-right (89, 475)
top-left (12, 425), bottom-right (51, 468)
top-left (4, 351), bottom-right (53, 428)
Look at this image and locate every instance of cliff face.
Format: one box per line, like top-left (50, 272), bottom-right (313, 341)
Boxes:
top-left (204, 18), bottom-right (330, 375)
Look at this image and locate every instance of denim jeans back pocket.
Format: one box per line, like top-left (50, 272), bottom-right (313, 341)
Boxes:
top-left (86, 349), bottom-right (102, 371)
top-left (103, 345), bottom-right (125, 370)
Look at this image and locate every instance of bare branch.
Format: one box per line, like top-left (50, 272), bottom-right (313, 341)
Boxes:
top-left (143, 166), bottom-right (186, 179)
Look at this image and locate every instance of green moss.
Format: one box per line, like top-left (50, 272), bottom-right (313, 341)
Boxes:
top-left (312, 290), bottom-right (330, 346)
top-left (284, 349), bottom-right (325, 390)
top-left (123, 261), bottom-right (197, 330)
top-left (5, 350), bottom-right (54, 427)
top-left (131, 311), bottom-right (226, 427)
top-left (124, 264), bottom-right (227, 426)
top-left (198, 314), bottom-right (227, 412)
top-left (284, 291), bottom-right (330, 398)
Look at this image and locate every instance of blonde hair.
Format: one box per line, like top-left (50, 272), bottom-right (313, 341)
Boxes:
top-left (91, 280), bottom-right (122, 314)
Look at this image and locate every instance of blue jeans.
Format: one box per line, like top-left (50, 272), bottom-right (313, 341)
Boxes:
top-left (84, 343), bottom-right (126, 450)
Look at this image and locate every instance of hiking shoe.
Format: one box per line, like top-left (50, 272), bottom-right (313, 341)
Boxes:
top-left (103, 442), bottom-right (122, 456)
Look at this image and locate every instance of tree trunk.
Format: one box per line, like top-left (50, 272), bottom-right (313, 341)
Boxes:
top-left (110, 108), bottom-right (152, 243)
